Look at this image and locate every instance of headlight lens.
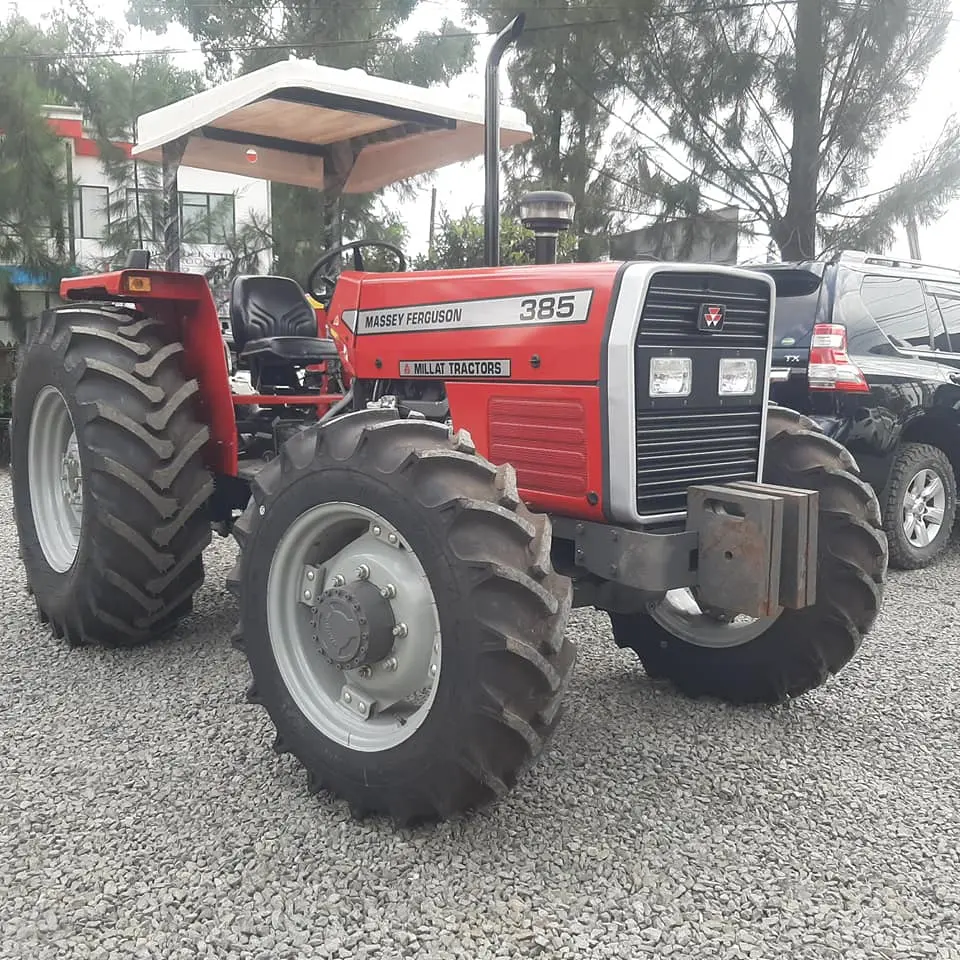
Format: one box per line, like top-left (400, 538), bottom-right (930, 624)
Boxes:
top-left (649, 357), bottom-right (692, 397)
top-left (718, 357), bottom-right (757, 396)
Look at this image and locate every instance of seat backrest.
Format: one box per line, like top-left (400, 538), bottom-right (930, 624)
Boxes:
top-left (229, 275), bottom-right (318, 352)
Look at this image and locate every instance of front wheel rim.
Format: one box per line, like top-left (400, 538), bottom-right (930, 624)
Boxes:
top-left (28, 386), bottom-right (83, 573)
top-left (265, 501), bottom-right (442, 753)
top-left (902, 468), bottom-right (947, 548)
top-left (649, 588), bottom-right (780, 649)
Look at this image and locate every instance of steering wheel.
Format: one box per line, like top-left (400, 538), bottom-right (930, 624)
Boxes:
top-left (306, 239), bottom-right (407, 303)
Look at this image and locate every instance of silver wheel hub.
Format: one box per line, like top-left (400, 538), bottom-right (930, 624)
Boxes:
top-left (60, 437), bottom-right (83, 507)
top-left (902, 468), bottom-right (946, 548)
top-left (28, 386), bottom-right (84, 573)
top-left (266, 502), bottom-right (441, 752)
top-left (649, 587), bottom-right (780, 649)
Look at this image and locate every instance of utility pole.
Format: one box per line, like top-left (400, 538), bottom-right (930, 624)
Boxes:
top-left (428, 187), bottom-right (437, 260)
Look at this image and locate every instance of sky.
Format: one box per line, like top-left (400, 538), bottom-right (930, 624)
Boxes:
top-left (21, 0), bottom-right (960, 265)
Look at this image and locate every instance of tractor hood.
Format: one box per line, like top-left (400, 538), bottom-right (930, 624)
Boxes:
top-left (131, 58), bottom-right (533, 192)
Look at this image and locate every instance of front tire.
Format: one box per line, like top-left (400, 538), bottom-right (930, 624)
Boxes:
top-left (11, 304), bottom-right (213, 647)
top-left (611, 405), bottom-right (888, 704)
top-left (229, 409), bottom-right (575, 824)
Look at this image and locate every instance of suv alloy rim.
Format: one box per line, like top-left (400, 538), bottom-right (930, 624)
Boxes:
top-left (901, 467), bottom-right (947, 548)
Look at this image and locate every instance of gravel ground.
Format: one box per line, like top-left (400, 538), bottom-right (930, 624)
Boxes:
top-left (1, 469), bottom-right (959, 960)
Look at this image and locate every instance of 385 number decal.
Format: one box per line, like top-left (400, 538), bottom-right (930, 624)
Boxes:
top-left (519, 294), bottom-right (577, 321)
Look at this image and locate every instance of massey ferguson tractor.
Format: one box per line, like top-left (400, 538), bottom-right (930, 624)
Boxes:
top-left (10, 19), bottom-right (887, 825)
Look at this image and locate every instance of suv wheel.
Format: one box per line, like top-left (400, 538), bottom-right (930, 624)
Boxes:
top-left (882, 442), bottom-right (957, 569)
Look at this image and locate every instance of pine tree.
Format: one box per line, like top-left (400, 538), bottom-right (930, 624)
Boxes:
top-left (0, 15), bottom-right (71, 326)
top-left (614, 0), bottom-right (960, 258)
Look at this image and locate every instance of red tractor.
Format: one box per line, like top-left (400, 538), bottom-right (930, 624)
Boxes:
top-left (10, 21), bottom-right (887, 825)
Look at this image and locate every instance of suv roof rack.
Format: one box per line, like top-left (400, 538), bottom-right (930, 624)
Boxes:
top-left (835, 249), bottom-right (960, 280)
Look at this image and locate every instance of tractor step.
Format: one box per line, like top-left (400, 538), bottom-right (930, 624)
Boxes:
top-left (237, 457), bottom-right (273, 482)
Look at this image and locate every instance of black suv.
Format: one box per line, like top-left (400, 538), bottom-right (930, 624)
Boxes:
top-left (752, 250), bottom-right (960, 570)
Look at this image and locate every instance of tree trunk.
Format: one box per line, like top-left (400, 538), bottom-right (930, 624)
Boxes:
top-left (780, 0), bottom-right (823, 261)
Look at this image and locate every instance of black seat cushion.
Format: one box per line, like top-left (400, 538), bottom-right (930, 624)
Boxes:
top-left (240, 336), bottom-right (339, 367)
top-left (230, 275), bottom-right (320, 352)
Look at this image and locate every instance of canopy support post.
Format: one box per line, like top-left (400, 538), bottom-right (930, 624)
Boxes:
top-left (162, 136), bottom-right (189, 273)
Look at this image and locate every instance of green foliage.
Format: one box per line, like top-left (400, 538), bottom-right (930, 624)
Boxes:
top-left (0, 17), bottom-right (70, 277)
top-left (413, 206), bottom-right (577, 270)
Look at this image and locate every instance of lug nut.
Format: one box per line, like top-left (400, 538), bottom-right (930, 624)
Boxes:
top-left (343, 691), bottom-right (352, 704)
top-left (303, 589), bottom-right (312, 600)
top-left (380, 584), bottom-right (397, 599)
top-left (392, 623), bottom-right (408, 639)
top-left (388, 533), bottom-right (398, 545)
top-left (372, 525), bottom-right (382, 537)
top-left (358, 701), bottom-right (367, 714)
top-left (429, 664), bottom-right (438, 678)
top-left (356, 564), bottom-right (370, 581)
top-left (331, 574), bottom-right (345, 587)
top-left (383, 657), bottom-right (398, 672)
top-left (306, 570), bottom-right (315, 581)
top-left (357, 665), bottom-right (372, 679)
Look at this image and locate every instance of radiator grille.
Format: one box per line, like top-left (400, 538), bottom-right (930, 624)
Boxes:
top-left (634, 406), bottom-right (763, 515)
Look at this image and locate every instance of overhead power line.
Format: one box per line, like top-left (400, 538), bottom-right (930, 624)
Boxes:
top-left (0, 3), bottom-right (798, 63)
top-left (2, 0), bottom-right (955, 64)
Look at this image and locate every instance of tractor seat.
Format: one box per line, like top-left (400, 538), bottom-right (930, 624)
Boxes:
top-left (230, 274), bottom-right (338, 367)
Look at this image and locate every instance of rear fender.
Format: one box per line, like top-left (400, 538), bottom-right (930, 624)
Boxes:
top-left (60, 269), bottom-right (238, 476)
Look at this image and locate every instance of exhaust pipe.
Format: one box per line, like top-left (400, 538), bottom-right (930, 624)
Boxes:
top-left (484, 14), bottom-right (525, 268)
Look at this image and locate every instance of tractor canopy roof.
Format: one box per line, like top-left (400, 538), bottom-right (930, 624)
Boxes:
top-left (132, 58), bottom-right (533, 193)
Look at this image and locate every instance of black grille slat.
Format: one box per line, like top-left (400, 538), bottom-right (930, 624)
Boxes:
top-left (639, 271), bottom-right (772, 348)
top-left (634, 408), bottom-right (763, 515)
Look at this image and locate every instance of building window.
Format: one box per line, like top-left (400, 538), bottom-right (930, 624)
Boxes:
top-left (179, 192), bottom-right (235, 244)
top-left (125, 188), bottom-right (164, 243)
top-left (74, 185), bottom-right (109, 240)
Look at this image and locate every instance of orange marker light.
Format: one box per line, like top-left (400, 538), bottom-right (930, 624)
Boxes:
top-left (124, 275), bottom-right (152, 293)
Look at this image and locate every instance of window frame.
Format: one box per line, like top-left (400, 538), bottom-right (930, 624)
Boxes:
top-left (124, 187), bottom-right (164, 243)
top-left (178, 191), bottom-right (236, 244)
top-left (923, 280), bottom-right (960, 354)
top-left (74, 184), bottom-right (111, 240)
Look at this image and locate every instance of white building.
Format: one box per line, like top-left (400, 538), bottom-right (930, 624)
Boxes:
top-left (0, 105), bottom-right (273, 344)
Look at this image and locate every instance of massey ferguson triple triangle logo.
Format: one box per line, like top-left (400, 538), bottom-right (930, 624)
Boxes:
top-left (698, 303), bottom-right (725, 332)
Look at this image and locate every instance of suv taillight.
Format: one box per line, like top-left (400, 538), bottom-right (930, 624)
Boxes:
top-left (808, 323), bottom-right (870, 393)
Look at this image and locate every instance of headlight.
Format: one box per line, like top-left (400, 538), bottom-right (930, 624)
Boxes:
top-left (718, 357), bottom-right (757, 396)
top-left (649, 357), bottom-right (692, 397)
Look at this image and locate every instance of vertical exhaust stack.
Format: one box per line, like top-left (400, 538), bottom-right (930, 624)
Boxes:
top-left (484, 14), bottom-right (526, 268)
top-left (520, 190), bottom-right (576, 264)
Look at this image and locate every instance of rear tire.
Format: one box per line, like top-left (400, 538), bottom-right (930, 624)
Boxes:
top-left (11, 303), bottom-right (213, 647)
top-left (610, 405), bottom-right (888, 704)
top-left (881, 441), bottom-right (956, 570)
top-left (229, 409), bottom-right (575, 825)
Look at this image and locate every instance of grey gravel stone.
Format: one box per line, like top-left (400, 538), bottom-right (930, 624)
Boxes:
top-left (0, 469), bottom-right (958, 959)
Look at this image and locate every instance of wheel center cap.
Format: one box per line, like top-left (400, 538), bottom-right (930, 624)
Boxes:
top-left (311, 579), bottom-right (396, 670)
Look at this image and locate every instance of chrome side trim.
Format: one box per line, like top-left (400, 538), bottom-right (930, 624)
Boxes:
top-left (755, 270), bottom-right (777, 482)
